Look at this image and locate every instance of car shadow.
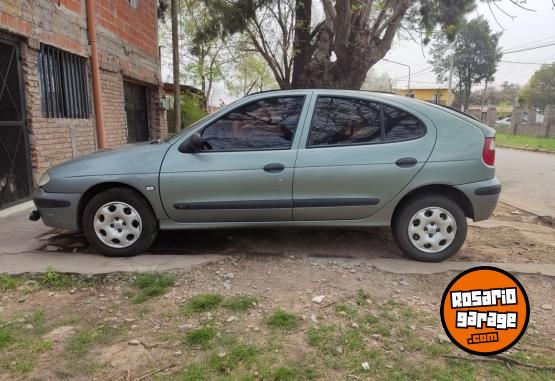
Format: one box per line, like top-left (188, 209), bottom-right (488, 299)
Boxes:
top-left (39, 227), bottom-right (400, 260)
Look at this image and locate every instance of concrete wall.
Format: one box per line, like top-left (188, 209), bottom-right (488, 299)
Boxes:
top-left (0, 0), bottom-right (167, 183)
top-left (498, 105), bottom-right (555, 138)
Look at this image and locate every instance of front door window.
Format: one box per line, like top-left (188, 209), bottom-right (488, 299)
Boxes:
top-left (201, 96), bottom-right (305, 151)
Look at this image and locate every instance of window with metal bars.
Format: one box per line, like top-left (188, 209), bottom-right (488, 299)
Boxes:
top-left (38, 44), bottom-right (91, 118)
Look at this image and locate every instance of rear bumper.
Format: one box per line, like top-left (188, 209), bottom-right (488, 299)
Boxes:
top-left (31, 188), bottom-right (81, 231)
top-left (456, 178), bottom-right (501, 222)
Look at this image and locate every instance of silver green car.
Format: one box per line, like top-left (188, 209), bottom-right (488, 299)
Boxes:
top-left (31, 90), bottom-right (501, 262)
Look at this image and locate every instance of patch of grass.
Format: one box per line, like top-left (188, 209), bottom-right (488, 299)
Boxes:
top-left (272, 362), bottom-right (317, 381)
top-left (355, 289), bottom-right (370, 306)
top-left (266, 309), bottom-right (298, 331)
top-left (67, 325), bottom-right (124, 356)
top-left (171, 363), bottom-right (208, 381)
top-left (222, 295), bottom-right (257, 312)
top-left (0, 275), bottom-right (18, 291)
top-left (496, 132), bottom-right (555, 153)
top-left (183, 326), bottom-right (217, 348)
top-left (5, 356), bottom-right (35, 374)
top-left (334, 303), bottom-right (357, 318)
top-left (183, 293), bottom-right (223, 313)
top-left (39, 266), bottom-right (75, 289)
top-left (207, 343), bottom-right (259, 373)
top-left (133, 272), bottom-right (176, 303)
top-left (307, 324), bottom-right (336, 351)
top-left (307, 324), bottom-right (362, 355)
top-left (0, 329), bottom-right (14, 349)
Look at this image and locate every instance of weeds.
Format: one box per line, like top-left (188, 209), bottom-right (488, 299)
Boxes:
top-left (222, 295), bottom-right (257, 312)
top-left (183, 293), bottom-right (223, 313)
top-left (266, 309), bottom-right (298, 331)
top-left (133, 272), bottom-right (176, 303)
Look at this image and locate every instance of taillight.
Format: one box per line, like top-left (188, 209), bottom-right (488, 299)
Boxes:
top-left (483, 137), bottom-right (495, 166)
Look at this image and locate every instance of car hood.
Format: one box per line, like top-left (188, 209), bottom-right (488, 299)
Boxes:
top-left (48, 142), bottom-right (171, 178)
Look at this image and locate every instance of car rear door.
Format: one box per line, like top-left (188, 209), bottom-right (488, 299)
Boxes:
top-left (159, 92), bottom-right (311, 223)
top-left (293, 93), bottom-right (436, 221)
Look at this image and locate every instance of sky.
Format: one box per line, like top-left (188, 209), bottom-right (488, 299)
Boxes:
top-left (168, 0), bottom-right (555, 105)
top-left (374, 0), bottom-right (555, 90)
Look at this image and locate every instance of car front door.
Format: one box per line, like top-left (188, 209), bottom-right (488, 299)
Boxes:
top-left (160, 93), bottom-right (310, 223)
top-left (293, 94), bottom-right (436, 221)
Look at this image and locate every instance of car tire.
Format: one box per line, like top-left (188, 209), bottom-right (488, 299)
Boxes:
top-left (83, 187), bottom-right (157, 257)
top-left (392, 194), bottom-right (467, 262)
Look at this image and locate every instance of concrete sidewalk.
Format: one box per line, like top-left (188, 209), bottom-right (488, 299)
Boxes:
top-left (1, 250), bottom-right (554, 276)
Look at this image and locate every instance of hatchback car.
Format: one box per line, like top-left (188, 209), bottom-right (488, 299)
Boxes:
top-left (31, 90), bottom-right (501, 262)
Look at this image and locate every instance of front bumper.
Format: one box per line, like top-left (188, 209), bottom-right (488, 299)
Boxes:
top-left (31, 188), bottom-right (82, 231)
top-left (456, 177), bottom-right (502, 222)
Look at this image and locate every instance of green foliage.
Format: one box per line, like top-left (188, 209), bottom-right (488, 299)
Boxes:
top-left (225, 53), bottom-right (277, 97)
top-left (133, 272), bottom-right (176, 303)
top-left (191, 0), bottom-right (477, 89)
top-left (172, 363), bottom-right (207, 380)
top-left (207, 343), bottom-right (259, 371)
top-left (430, 16), bottom-right (502, 110)
top-left (183, 326), bottom-right (217, 347)
top-left (519, 64), bottom-right (555, 110)
top-left (272, 362), bottom-right (317, 380)
top-left (181, 93), bottom-right (208, 128)
top-left (39, 266), bottom-right (75, 289)
top-left (183, 293), bottom-right (223, 313)
top-left (0, 329), bottom-right (13, 349)
top-left (67, 325), bottom-right (123, 356)
top-left (0, 275), bottom-right (18, 291)
top-left (167, 93), bottom-right (208, 134)
top-left (496, 133), bottom-right (555, 153)
top-left (266, 309), bottom-right (298, 331)
top-left (222, 295), bottom-right (257, 312)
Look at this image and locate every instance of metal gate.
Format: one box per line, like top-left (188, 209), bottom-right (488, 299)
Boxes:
top-left (124, 82), bottom-right (149, 143)
top-left (0, 37), bottom-right (31, 209)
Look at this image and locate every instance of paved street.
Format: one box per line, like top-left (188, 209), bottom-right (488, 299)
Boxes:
top-left (496, 147), bottom-right (555, 217)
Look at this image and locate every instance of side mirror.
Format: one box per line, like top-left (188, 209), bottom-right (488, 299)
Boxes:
top-left (178, 132), bottom-right (203, 153)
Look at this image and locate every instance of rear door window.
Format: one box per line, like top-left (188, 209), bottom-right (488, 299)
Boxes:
top-left (382, 105), bottom-right (426, 142)
top-left (307, 97), bottom-right (382, 147)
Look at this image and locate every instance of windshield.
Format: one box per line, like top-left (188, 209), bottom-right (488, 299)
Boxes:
top-left (164, 113), bottom-right (214, 143)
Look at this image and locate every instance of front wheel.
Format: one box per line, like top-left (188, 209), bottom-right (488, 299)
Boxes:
top-left (392, 195), bottom-right (467, 262)
top-left (83, 188), bottom-right (158, 257)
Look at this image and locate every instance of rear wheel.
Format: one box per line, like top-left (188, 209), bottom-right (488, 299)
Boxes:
top-left (392, 195), bottom-right (467, 262)
top-left (83, 188), bottom-right (157, 257)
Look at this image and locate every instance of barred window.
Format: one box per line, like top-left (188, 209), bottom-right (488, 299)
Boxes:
top-left (38, 44), bottom-right (90, 118)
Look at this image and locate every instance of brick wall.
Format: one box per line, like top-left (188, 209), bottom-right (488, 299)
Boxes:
top-left (20, 43), bottom-right (97, 181)
top-left (0, 0), bottom-right (167, 185)
top-left (100, 70), bottom-right (128, 146)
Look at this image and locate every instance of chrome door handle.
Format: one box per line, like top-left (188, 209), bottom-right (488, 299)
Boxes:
top-left (263, 163), bottom-right (285, 173)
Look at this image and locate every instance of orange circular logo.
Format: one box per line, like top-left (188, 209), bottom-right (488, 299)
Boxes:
top-left (440, 266), bottom-right (529, 356)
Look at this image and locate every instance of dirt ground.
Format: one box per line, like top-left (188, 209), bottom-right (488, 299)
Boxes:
top-left (37, 202), bottom-right (555, 265)
top-left (1, 253), bottom-right (554, 380)
top-left (1, 201), bottom-right (554, 380)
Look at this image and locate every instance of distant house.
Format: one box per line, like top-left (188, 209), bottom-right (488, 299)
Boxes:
top-left (162, 83), bottom-right (206, 109)
top-left (396, 87), bottom-right (452, 106)
top-left (0, 0), bottom-right (166, 209)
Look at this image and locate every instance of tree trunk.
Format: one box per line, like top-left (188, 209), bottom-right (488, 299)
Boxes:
top-left (290, 0), bottom-right (410, 90)
top-left (171, 0), bottom-right (181, 131)
top-left (290, 0), bottom-right (312, 88)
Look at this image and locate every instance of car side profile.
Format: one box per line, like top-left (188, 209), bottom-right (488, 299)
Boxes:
top-left (30, 90), bottom-right (501, 262)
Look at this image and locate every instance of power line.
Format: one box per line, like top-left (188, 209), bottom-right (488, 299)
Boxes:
top-left (501, 60), bottom-right (554, 65)
top-left (502, 42), bottom-right (555, 55)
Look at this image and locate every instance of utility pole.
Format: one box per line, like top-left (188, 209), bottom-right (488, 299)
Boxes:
top-left (171, 0), bottom-right (181, 132)
top-left (447, 53), bottom-right (454, 106)
top-left (383, 58), bottom-right (411, 96)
